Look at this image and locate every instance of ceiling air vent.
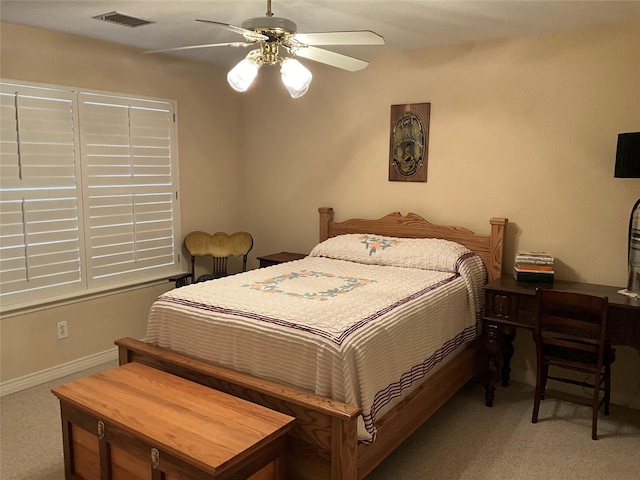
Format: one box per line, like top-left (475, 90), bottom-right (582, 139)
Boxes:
top-left (93, 11), bottom-right (154, 28)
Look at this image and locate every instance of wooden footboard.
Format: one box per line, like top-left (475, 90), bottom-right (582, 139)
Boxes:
top-left (116, 337), bottom-right (482, 480)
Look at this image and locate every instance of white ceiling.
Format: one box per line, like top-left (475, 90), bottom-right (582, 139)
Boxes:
top-left (2, 1), bottom-right (640, 70)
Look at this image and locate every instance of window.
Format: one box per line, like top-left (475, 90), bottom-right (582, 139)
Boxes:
top-left (0, 81), bottom-right (181, 309)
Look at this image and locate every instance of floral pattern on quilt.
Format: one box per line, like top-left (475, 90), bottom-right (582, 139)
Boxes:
top-left (243, 270), bottom-right (375, 301)
top-left (359, 235), bottom-right (401, 256)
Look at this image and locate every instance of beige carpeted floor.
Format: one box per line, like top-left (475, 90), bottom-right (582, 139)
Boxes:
top-left (1, 361), bottom-right (639, 480)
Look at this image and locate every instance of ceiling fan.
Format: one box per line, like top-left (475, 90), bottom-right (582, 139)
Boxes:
top-left (146, 0), bottom-right (385, 97)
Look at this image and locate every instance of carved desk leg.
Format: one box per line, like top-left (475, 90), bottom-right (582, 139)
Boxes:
top-left (501, 326), bottom-right (516, 387)
top-left (483, 323), bottom-right (502, 407)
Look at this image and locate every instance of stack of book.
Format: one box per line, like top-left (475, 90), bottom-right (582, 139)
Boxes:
top-left (514, 251), bottom-right (554, 283)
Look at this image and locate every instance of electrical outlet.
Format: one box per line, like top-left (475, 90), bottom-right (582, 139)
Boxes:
top-left (57, 320), bottom-right (68, 339)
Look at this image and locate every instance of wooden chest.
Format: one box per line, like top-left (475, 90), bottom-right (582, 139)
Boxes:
top-left (51, 362), bottom-right (294, 480)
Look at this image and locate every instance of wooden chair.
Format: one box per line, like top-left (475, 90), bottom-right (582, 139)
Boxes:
top-left (171, 231), bottom-right (253, 286)
top-left (531, 289), bottom-right (615, 440)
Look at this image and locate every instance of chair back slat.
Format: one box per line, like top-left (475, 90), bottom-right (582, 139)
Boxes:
top-left (212, 257), bottom-right (228, 276)
top-left (540, 314), bottom-right (602, 340)
top-left (544, 337), bottom-right (598, 353)
top-left (535, 290), bottom-right (608, 345)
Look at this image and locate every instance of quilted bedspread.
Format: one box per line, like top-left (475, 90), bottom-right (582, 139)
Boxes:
top-left (145, 254), bottom-right (486, 442)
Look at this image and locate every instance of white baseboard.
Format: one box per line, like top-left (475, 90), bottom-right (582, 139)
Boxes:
top-left (0, 347), bottom-right (118, 397)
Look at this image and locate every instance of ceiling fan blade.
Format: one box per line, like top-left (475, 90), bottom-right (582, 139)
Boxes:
top-left (293, 31), bottom-right (384, 46)
top-left (294, 46), bottom-right (369, 72)
top-left (196, 19), bottom-right (268, 41)
top-left (145, 42), bottom-right (254, 54)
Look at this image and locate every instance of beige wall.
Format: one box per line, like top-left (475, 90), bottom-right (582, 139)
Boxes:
top-left (0, 22), bottom-right (245, 381)
top-left (1, 21), bottom-right (639, 407)
top-left (240, 23), bottom-right (640, 407)
top-left (242, 24), bottom-right (640, 282)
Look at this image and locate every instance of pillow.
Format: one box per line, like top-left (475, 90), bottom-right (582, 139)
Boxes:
top-left (308, 233), bottom-right (471, 273)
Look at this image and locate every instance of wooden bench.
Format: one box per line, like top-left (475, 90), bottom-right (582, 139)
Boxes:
top-left (51, 362), bottom-right (294, 479)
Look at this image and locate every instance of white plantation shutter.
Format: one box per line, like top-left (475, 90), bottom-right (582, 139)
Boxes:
top-left (0, 81), bottom-right (181, 309)
top-left (0, 84), bottom-right (85, 305)
top-left (79, 94), bottom-right (179, 288)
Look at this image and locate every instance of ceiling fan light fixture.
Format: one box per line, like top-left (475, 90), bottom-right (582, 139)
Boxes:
top-left (227, 56), bottom-right (262, 92)
top-left (156, 1), bottom-right (383, 96)
top-left (280, 58), bottom-right (312, 98)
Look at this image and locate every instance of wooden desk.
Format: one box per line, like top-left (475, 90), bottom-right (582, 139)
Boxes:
top-left (482, 275), bottom-right (640, 407)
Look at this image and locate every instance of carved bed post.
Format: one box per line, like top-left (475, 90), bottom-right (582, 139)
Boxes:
top-left (319, 207), bottom-right (334, 242)
top-left (488, 217), bottom-right (508, 281)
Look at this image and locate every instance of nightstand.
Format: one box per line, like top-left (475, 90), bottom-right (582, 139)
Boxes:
top-left (257, 252), bottom-right (306, 268)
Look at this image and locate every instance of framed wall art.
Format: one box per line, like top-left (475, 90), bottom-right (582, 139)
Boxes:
top-left (388, 103), bottom-right (430, 182)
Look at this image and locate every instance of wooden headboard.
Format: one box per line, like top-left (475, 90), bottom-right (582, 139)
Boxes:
top-left (318, 207), bottom-right (508, 282)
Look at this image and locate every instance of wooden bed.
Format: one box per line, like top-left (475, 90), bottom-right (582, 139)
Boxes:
top-left (116, 207), bottom-right (508, 480)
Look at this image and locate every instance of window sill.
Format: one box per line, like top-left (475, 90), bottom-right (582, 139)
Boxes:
top-left (0, 276), bottom-right (172, 318)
